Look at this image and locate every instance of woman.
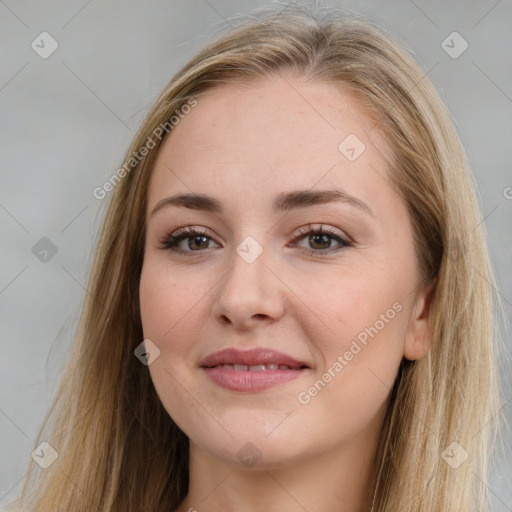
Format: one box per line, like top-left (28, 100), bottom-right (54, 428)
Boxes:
top-left (8, 4), bottom-right (500, 511)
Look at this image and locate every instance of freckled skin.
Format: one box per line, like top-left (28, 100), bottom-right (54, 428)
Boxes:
top-left (139, 74), bottom-right (433, 512)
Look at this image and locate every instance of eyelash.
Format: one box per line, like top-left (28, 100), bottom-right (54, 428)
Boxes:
top-left (159, 224), bottom-right (352, 257)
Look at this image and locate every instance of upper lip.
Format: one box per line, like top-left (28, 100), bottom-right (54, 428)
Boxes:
top-left (200, 348), bottom-right (310, 368)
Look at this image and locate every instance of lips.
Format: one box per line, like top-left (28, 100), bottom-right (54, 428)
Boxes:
top-left (200, 348), bottom-right (310, 392)
top-left (210, 363), bottom-right (300, 371)
top-left (200, 348), bottom-right (309, 369)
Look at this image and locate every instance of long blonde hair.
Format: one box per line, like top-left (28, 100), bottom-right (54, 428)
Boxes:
top-left (9, 4), bottom-right (501, 511)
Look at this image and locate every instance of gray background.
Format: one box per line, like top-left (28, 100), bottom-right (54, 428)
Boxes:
top-left (1, 0), bottom-right (511, 509)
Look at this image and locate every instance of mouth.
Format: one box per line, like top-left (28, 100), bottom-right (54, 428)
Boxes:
top-left (205, 363), bottom-right (308, 371)
top-left (200, 348), bottom-right (311, 392)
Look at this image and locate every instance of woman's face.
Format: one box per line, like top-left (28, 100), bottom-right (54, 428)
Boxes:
top-left (139, 73), bottom-right (432, 470)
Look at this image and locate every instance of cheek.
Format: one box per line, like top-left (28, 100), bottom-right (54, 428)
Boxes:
top-left (293, 267), bottom-right (407, 411)
top-left (293, 266), bottom-right (402, 357)
top-left (139, 258), bottom-right (206, 374)
top-left (139, 260), bottom-right (207, 426)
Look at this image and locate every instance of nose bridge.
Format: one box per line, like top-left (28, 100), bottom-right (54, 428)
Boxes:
top-left (226, 234), bottom-right (271, 299)
top-left (213, 233), bottom-right (284, 326)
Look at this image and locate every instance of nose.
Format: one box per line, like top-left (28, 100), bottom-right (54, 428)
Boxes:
top-left (212, 241), bottom-right (285, 330)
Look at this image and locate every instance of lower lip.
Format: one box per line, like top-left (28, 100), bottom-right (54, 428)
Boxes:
top-left (202, 366), bottom-right (308, 392)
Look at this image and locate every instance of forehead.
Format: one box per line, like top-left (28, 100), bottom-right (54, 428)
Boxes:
top-left (147, 74), bottom-right (395, 214)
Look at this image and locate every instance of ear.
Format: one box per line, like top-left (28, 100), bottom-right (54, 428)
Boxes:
top-left (404, 277), bottom-right (437, 361)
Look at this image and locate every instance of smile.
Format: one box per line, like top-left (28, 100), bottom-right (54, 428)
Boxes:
top-left (209, 363), bottom-right (305, 371)
top-left (200, 348), bottom-right (311, 392)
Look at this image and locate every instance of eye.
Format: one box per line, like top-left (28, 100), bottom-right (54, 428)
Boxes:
top-left (290, 224), bottom-right (352, 256)
top-left (159, 224), bottom-right (352, 257)
top-left (159, 226), bottom-right (220, 254)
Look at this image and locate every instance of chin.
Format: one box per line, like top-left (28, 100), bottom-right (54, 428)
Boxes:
top-left (184, 412), bottom-right (318, 470)
top-left (201, 435), bottom-right (312, 471)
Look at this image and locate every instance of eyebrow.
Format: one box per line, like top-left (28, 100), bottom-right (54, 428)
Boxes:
top-left (151, 189), bottom-right (373, 217)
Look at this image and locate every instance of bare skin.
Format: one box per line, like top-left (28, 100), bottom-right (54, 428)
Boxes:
top-left (139, 72), bottom-right (434, 512)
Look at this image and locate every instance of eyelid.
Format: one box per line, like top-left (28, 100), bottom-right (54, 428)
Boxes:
top-left (172, 225), bottom-right (216, 239)
top-left (292, 223), bottom-right (351, 243)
